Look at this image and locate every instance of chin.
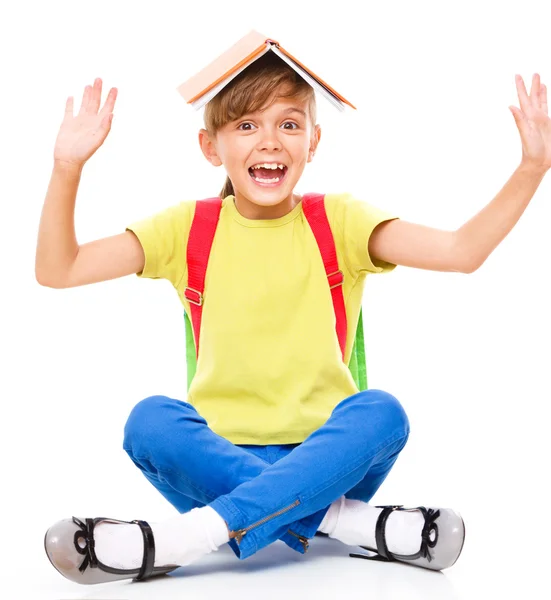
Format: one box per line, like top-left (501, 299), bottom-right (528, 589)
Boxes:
top-left (246, 194), bottom-right (289, 207)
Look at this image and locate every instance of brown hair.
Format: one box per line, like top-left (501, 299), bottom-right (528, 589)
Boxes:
top-left (203, 52), bottom-right (317, 199)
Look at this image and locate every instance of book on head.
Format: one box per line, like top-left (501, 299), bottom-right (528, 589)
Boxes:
top-left (176, 29), bottom-right (356, 112)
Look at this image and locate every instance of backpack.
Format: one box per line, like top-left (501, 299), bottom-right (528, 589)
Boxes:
top-left (182, 193), bottom-right (368, 392)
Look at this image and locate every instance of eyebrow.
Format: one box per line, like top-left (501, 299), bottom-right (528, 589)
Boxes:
top-left (282, 107), bottom-right (307, 118)
top-left (243, 107), bottom-right (307, 119)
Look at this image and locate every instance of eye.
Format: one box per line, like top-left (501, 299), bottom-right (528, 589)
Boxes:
top-left (237, 122), bottom-right (255, 131)
top-left (282, 122), bottom-right (298, 130)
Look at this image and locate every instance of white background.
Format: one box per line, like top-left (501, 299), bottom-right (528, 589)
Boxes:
top-left (1, 1), bottom-right (549, 598)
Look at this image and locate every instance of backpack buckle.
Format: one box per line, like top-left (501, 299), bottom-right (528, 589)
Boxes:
top-left (328, 270), bottom-right (344, 289)
top-left (185, 287), bottom-right (203, 306)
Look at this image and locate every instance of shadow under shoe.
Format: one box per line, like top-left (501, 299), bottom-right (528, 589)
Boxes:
top-left (349, 505), bottom-right (465, 571)
top-left (44, 516), bottom-right (179, 585)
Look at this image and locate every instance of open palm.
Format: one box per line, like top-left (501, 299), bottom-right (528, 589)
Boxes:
top-left (510, 73), bottom-right (551, 171)
top-left (54, 78), bottom-right (118, 167)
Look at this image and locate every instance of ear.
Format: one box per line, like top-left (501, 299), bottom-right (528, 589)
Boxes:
top-left (198, 129), bottom-right (223, 167)
top-left (307, 124), bottom-right (321, 163)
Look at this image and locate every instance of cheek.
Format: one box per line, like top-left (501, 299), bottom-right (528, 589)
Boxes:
top-left (222, 142), bottom-right (249, 171)
top-left (218, 150), bottom-right (242, 174)
top-left (294, 145), bottom-right (310, 167)
top-left (291, 137), bottom-right (311, 160)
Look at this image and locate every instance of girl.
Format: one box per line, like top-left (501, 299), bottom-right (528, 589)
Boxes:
top-left (37, 50), bottom-right (550, 585)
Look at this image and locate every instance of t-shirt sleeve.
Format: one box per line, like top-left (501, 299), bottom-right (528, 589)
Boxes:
top-left (126, 201), bottom-right (195, 288)
top-left (328, 193), bottom-right (399, 276)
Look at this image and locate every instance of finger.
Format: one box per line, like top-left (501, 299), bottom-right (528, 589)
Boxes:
top-left (78, 85), bottom-right (91, 116)
top-left (516, 75), bottom-right (532, 115)
top-left (64, 96), bottom-right (74, 119)
top-left (99, 87), bottom-right (118, 118)
top-left (529, 73), bottom-right (540, 109)
top-left (102, 112), bottom-right (114, 130)
top-left (97, 111), bottom-right (113, 133)
top-left (509, 105), bottom-right (528, 135)
top-left (541, 83), bottom-right (548, 114)
top-left (89, 78), bottom-right (102, 114)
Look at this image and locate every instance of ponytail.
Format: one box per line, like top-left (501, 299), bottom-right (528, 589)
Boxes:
top-left (220, 176), bottom-right (234, 199)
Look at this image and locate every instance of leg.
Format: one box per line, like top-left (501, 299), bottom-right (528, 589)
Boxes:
top-left (209, 389), bottom-right (410, 559)
top-left (122, 396), bottom-right (318, 554)
top-left (123, 396), bottom-right (272, 506)
top-left (344, 435), bottom-right (407, 502)
top-left (309, 431), bottom-right (408, 537)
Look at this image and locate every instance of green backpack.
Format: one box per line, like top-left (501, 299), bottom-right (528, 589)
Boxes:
top-left (183, 194), bottom-right (368, 392)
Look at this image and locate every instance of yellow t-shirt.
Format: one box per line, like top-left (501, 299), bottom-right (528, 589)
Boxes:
top-left (127, 193), bottom-right (398, 444)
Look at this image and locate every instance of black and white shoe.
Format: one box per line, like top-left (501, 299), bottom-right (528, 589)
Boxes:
top-left (44, 516), bottom-right (178, 585)
top-left (349, 505), bottom-right (465, 571)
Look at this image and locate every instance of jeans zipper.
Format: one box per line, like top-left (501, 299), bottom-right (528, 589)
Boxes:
top-left (233, 499), bottom-right (301, 544)
top-left (287, 528), bottom-right (310, 552)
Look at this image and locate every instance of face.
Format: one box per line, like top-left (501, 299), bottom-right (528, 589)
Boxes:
top-left (199, 95), bottom-right (321, 219)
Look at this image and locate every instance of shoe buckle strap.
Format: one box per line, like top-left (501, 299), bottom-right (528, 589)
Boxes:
top-left (348, 505), bottom-right (440, 564)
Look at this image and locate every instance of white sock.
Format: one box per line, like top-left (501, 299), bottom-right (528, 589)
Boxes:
top-left (318, 496), bottom-right (345, 533)
top-left (320, 498), bottom-right (425, 555)
top-left (94, 506), bottom-right (230, 569)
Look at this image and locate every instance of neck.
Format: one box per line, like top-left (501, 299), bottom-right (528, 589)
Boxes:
top-left (233, 192), bottom-right (301, 220)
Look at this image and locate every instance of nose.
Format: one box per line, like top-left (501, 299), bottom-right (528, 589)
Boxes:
top-left (257, 126), bottom-right (282, 152)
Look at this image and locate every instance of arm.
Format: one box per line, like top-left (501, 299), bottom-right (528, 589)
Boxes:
top-left (369, 74), bottom-right (550, 274)
top-left (35, 78), bottom-right (145, 288)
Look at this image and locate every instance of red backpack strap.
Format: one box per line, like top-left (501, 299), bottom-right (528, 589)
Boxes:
top-left (302, 193), bottom-right (347, 360)
top-left (184, 197), bottom-right (222, 357)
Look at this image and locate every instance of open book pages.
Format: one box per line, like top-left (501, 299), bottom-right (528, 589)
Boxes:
top-left (269, 45), bottom-right (346, 112)
top-left (190, 42), bottom-right (271, 110)
top-left (190, 41), bottom-right (347, 112)
top-left (177, 30), bottom-right (355, 112)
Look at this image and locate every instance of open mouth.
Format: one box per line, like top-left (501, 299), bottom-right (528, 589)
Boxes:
top-left (248, 162), bottom-right (288, 186)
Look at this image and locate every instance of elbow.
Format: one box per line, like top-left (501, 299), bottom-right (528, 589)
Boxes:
top-left (35, 267), bottom-right (67, 289)
top-left (35, 265), bottom-right (49, 287)
top-left (451, 233), bottom-right (484, 274)
top-left (35, 273), bottom-right (57, 288)
top-left (455, 257), bottom-right (483, 274)
top-left (460, 263), bottom-right (479, 274)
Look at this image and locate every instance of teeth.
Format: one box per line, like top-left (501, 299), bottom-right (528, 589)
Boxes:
top-left (250, 163), bottom-right (286, 170)
top-left (253, 175), bottom-right (281, 183)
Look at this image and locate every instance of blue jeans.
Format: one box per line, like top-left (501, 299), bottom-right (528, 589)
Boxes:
top-left (123, 389), bottom-right (409, 560)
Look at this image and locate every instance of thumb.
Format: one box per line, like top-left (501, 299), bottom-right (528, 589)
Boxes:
top-left (509, 105), bottom-right (526, 129)
top-left (101, 112), bottom-right (114, 130)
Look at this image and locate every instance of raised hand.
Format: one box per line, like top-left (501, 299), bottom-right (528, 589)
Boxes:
top-left (509, 74), bottom-right (551, 171)
top-left (54, 78), bottom-right (118, 167)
